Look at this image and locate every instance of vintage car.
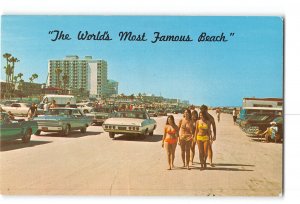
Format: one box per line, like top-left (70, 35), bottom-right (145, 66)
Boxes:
top-left (241, 114), bottom-right (280, 134)
top-left (85, 107), bottom-right (112, 125)
top-left (76, 103), bottom-right (94, 113)
top-left (33, 108), bottom-right (92, 136)
top-left (102, 111), bottom-right (157, 139)
top-left (1, 102), bottom-right (30, 116)
top-left (147, 110), bottom-right (158, 117)
top-left (0, 112), bottom-right (38, 143)
top-left (157, 109), bottom-right (168, 116)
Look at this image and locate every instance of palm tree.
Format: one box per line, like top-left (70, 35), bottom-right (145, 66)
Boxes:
top-left (62, 74), bottom-right (69, 94)
top-left (4, 64), bottom-right (13, 98)
top-left (17, 73), bottom-right (23, 79)
top-left (17, 79), bottom-right (25, 99)
top-left (29, 73), bottom-right (38, 83)
top-left (55, 67), bottom-right (62, 88)
top-left (8, 57), bottom-right (20, 84)
top-left (28, 74), bottom-right (38, 97)
top-left (3, 53), bottom-right (12, 98)
top-left (3, 53), bottom-right (11, 76)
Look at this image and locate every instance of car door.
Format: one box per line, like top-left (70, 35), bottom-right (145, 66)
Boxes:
top-left (72, 109), bottom-right (84, 129)
top-left (67, 109), bottom-right (78, 129)
top-left (0, 114), bottom-right (23, 140)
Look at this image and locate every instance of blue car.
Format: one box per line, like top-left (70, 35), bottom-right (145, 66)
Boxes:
top-left (0, 112), bottom-right (38, 143)
top-left (33, 108), bottom-right (92, 136)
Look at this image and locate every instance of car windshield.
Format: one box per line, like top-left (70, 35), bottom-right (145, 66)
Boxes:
top-left (111, 112), bottom-right (147, 119)
top-left (90, 108), bottom-right (111, 113)
top-left (45, 109), bottom-right (72, 116)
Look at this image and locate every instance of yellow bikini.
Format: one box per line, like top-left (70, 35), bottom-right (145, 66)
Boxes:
top-left (197, 122), bottom-right (209, 141)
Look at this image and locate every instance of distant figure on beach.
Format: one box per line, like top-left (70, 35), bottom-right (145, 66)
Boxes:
top-left (200, 105), bottom-right (216, 167)
top-left (162, 115), bottom-right (179, 170)
top-left (178, 109), bottom-right (193, 170)
top-left (232, 108), bottom-right (238, 125)
top-left (190, 110), bottom-right (198, 165)
top-left (216, 108), bottom-right (221, 122)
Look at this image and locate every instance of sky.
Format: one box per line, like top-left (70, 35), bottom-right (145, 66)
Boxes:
top-left (1, 16), bottom-right (283, 106)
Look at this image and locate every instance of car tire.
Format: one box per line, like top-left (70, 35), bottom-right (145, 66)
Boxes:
top-left (62, 125), bottom-right (70, 136)
top-left (140, 129), bottom-right (148, 139)
top-left (109, 132), bottom-right (115, 138)
top-left (22, 128), bottom-right (32, 143)
top-left (35, 130), bottom-right (41, 136)
top-left (80, 126), bottom-right (87, 133)
top-left (83, 109), bottom-right (89, 113)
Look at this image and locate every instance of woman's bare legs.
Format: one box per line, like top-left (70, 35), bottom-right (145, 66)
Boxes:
top-left (203, 140), bottom-right (209, 169)
top-left (180, 140), bottom-right (186, 167)
top-left (164, 142), bottom-right (172, 170)
top-left (197, 140), bottom-right (204, 169)
top-left (185, 140), bottom-right (192, 170)
top-left (190, 141), bottom-right (196, 165)
top-left (171, 143), bottom-right (177, 168)
top-left (207, 141), bottom-right (213, 166)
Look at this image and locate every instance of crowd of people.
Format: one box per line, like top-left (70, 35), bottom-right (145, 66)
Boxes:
top-left (162, 105), bottom-right (216, 170)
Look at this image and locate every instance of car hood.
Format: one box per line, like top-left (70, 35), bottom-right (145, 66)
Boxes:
top-left (33, 115), bottom-right (64, 121)
top-left (86, 112), bottom-right (109, 116)
top-left (104, 118), bottom-right (143, 126)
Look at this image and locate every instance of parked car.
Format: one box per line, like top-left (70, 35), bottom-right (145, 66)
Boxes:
top-left (147, 110), bottom-right (158, 117)
top-left (33, 108), bottom-right (92, 136)
top-left (1, 103), bottom-right (30, 116)
top-left (172, 108), bottom-right (184, 114)
top-left (241, 114), bottom-right (280, 134)
top-left (157, 109), bottom-right (168, 116)
top-left (85, 107), bottom-right (113, 125)
top-left (76, 103), bottom-right (94, 113)
top-left (103, 111), bottom-right (157, 139)
top-left (0, 112), bottom-right (38, 143)
top-left (254, 116), bottom-right (283, 141)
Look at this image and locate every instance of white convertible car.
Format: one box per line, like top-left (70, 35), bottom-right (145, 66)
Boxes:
top-left (102, 111), bottom-right (156, 139)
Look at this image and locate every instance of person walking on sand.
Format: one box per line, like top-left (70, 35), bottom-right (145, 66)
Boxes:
top-left (161, 115), bottom-right (179, 170)
top-left (190, 110), bottom-right (198, 165)
top-left (216, 108), bottom-right (221, 122)
top-left (178, 109), bottom-right (194, 170)
top-left (232, 108), bottom-right (238, 125)
top-left (195, 111), bottom-right (212, 170)
top-left (200, 105), bottom-right (216, 167)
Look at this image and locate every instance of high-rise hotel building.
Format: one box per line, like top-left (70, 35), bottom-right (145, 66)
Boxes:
top-left (48, 55), bottom-right (112, 97)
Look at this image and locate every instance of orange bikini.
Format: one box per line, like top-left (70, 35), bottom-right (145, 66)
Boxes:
top-left (165, 127), bottom-right (178, 144)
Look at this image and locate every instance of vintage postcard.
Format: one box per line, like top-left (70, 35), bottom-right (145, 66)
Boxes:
top-left (0, 16), bottom-right (283, 196)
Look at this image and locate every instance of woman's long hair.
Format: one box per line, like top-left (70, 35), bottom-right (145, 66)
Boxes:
top-left (184, 109), bottom-right (192, 120)
top-left (166, 115), bottom-right (175, 125)
top-left (191, 110), bottom-right (198, 121)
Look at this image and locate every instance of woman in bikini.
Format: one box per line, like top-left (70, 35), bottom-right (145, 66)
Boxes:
top-left (190, 110), bottom-right (198, 165)
top-left (178, 109), bottom-right (193, 170)
top-left (195, 111), bottom-right (212, 169)
top-left (162, 115), bottom-right (179, 170)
